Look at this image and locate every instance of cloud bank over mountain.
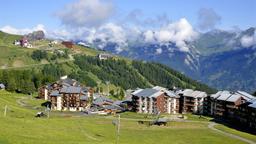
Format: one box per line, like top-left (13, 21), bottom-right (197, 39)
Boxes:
top-left (0, 0), bottom-right (255, 53)
top-left (240, 33), bottom-right (256, 47)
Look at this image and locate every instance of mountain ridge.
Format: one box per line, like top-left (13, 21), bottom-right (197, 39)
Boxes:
top-left (86, 27), bottom-right (256, 92)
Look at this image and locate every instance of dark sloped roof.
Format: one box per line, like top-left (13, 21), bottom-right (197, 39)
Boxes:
top-left (237, 91), bottom-right (255, 101)
top-left (165, 90), bottom-right (179, 98)
top-left (248, 99), bottom-right (256, 108)
top-left (133, 88), bottom-right (159, 97)
top-left (81, 87), bottom-right (89, 93)
top-left (59, 78), bottom-right (80, 87)
top-left (113, 100), bottom-right (123, 105)
top-left (226, 94), bottom-right (241, 102)
top-left (80, 95), bottom-right (89, 101)
top-left (60, 86), bottom-right (81, 94)
top-left (50, 90), bottom-right (61, 96)
top-left (249, 102), bottom-right (256, 109)
top-left (211, 91), bottom-right (255, 102)
top-left (104, 104), bottom-right (124, 111)
top-left (93, 96), bottom-right (113, 105)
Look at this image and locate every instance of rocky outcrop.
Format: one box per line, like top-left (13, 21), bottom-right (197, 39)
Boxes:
top-left (26, 30), bottom-right (45, 41)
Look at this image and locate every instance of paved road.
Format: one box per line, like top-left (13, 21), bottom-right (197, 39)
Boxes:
top-left (208, 122), bottom-right (256, 144)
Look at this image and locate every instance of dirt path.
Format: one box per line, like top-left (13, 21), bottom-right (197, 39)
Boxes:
top-left (0, 58), bottom-right (73, 70)
top-left (208, 122), bottom-right (256, 144)
top-left (16, 97), bottom-right (28, 107)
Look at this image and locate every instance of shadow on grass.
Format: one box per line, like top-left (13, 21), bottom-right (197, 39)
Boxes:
top-left (210, 117), bottom-right (256, 135)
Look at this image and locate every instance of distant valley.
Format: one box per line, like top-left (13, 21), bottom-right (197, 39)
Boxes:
top-left (89, 27), bottom-right (256, 92)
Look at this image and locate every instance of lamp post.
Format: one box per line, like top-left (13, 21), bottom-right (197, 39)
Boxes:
top-left (112, 114), bottom-right (120, 144)
top-left (4, 105), bottom-right (7, 117)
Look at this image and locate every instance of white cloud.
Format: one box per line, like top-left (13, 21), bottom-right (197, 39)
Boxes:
top-left (0, 18), bottom-right (198, 53)
top-left (84, 22), bottom-right (128, 53)
top-left (155, 30), bottom-right (172, 43)
top-left (47, 28), bottom-right (71, 40)
top-left (51, 18), bottom-right (197, 52)
top-left (0, 24), bottom-right (46, 35)
top-left (55, 2), bottom-right (198, 53)
top-left (81, 18), bottom-right (198, 53)
top-left (155, 48), bottom-right (163, 54)
top-left (146, 18), bottom-right (198, 52)
top-left (143, 30), bottom-right (154, 43)
top-left (56, 0), bottom-right (113, 27)
top-left (240, 34), bottom-right (256, 47)
top-left (99, 23), bottom-right (127, 45)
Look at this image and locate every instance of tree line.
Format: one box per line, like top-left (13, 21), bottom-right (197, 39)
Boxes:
top-left (132, 61), bottom-right (216, 94)
top-left (0, 64), bottom-right (66, 94)
top-left (0, 54), bottom-right (216, 95)
top-left (31, 49), bottom-right (69, 61)
top-left (74, 55), bottom-right (150, 90)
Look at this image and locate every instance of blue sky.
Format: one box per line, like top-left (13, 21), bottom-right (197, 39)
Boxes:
top-left (0, 0), bottom-right (255, 30)
top-left (114, 0), bottom-right (256, 29)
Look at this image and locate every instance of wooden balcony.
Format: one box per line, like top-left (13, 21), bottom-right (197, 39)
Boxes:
top-left (215, 107), bottom-right (225, 112)
top-left (184, 102), bottom-right (195, 107)
top-left (226, 104), bottom-right (235, 109)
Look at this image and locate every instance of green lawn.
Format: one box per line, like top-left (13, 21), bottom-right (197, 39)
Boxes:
top-left (0, 90), bottom-right (252, 144)
top-left (185, 113), bottom-right (213, 121)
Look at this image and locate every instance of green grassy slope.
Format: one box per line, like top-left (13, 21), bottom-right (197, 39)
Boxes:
top-left (0, 90), bottom-right (251, 144)
top-left (0, 31), bottom-right (22, 46)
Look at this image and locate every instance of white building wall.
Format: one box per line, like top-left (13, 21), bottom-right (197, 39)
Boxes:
top-left (210, 101), bottom-right (214, 115)
top-left (56, 96), bottom-right (62, 111)
top-left (173, 98), bottom-right (177, 114)
top-left (138, 97), bottom-right (142, 113)
top-left (167, 98), bottom-right (171, 114)
top-left (194, 98), bottom-right (198, 113)
top-left (144, 98), bottom-right (148, 113)
top-left (149, 98), bottom-right (153, 114)
top-left (69, 107), bottom-right (76, 111)
top-left (44, 89), bottom-right (48, 100)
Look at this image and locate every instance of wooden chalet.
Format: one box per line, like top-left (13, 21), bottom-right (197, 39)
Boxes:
top-left (61, 41), bottom-right (73, 49)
